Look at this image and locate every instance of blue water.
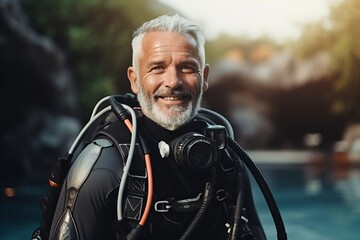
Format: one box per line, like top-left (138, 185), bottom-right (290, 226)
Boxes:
top-left (252, 163), bottom-right (360, 240)
top-left (0, 184), bottom-right (45, 240)
top-left (1, 160), bottom-right (360, 239)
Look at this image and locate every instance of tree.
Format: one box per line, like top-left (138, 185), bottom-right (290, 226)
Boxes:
top-left (293, 0), bottom-right (360, 122)
top-left (328, 0), bottom-right (360, 122)
top-left (22, 0), bottom-right (175, 119)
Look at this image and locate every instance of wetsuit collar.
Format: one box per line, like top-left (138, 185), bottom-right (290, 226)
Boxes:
top-left (141, 115), bottom-right (196, 143)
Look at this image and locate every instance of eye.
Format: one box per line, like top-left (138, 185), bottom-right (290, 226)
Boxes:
top-left (180, 65), bottom-right (196, 73)
top-left (150, 65), bottom-right (164, 73)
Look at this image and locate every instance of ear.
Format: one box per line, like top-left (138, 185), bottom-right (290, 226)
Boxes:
top-left (127, 66), bottom-right (139, 94)
top-left (202, 64), bottom-right (210, 91)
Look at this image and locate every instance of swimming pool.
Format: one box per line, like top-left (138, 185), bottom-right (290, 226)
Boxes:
top-left (1, 153), bottom-right (360, 239)
top-left (253, 161), bottom-right (360, 240)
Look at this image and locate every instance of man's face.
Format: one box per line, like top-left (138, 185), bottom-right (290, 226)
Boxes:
top-left (128, 32), bottom-right (209, 130)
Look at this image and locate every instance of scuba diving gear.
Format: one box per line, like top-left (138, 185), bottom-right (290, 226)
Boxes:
top-left (32, 93), bottom-right (286, 240)
top-left (160, 132), bottom-right (217, 170)
top-left (228, 139), bottom-right (287, 240)
top-left (32, 94), bottom-right (140, 240)
top-left (158, 124), bottom-right (227, 170)
top-left (179, 168), bottom-right (216, 240)
top-left (50, 138), bottom-right (113, 239)
top-left (154, 192), bottom-right (203, 213)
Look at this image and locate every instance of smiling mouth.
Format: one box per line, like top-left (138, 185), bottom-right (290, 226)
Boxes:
top-left (160, 95), bottom-right (187, 101)
top-left (156, 95), bottom-right (190, 106)
top-left (155, 90), bottom-right (192, 103)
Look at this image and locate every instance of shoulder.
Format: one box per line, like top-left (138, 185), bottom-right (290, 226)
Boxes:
top-left (67, 139), bottom-right (122, 191)
top-left (95, 114), bottom-right (132, 144)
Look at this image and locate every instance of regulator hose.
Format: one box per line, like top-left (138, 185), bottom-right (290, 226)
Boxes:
top-left (228, 138), bottom-right (287, 240)
top-left (229, 163), bottom-right (245, 240)
top-left (179, 167), bottom-right (217, 240)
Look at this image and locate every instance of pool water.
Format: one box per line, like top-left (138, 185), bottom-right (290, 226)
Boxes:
top-left (253, 163), bottom-right (360, 240)
top-left (0, 185), bottom-right (45, 240)
top-left (1, 160), bottom-right (360, 239)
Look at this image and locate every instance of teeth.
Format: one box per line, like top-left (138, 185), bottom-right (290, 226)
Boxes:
top-left (163, 96), bottom-right (181, 100)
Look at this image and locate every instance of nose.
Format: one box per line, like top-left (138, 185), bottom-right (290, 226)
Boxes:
top-left (164, 67), bottom-right (182, 89)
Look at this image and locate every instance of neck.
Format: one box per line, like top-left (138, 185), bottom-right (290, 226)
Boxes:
top-left (140, 115), bottom-right (195, 143)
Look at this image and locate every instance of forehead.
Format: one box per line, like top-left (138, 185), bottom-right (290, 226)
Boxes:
top-left (140, 31), bottom-right (201, 60)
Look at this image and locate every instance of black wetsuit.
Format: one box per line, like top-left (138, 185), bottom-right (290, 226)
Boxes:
top-left (49, 113), bottom-right (266, 239)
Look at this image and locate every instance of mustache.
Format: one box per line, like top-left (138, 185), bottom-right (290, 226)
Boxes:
top-left (154, 88), bottom-right (194, 99)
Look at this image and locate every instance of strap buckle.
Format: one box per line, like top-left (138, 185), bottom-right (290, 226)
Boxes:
top-left (154, 200), bottom-right (172, 212)
top-left (154, 193), bottom-right (203, 213)
top-left (216, 189), bottom-right (229, 202)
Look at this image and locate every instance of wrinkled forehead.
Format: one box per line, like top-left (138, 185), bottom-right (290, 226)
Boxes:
top-left (141, 31), bottom-right (205, 65)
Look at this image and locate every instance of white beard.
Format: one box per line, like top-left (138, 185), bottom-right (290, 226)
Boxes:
top-left (136, 84), bottom-right (202, 131)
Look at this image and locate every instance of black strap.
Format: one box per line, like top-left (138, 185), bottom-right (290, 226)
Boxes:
top-left (154, 193), bottom-right (204, 213)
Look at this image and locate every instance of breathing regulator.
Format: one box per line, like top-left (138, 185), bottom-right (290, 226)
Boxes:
top-left (158, 123), bottom-right (227, 170)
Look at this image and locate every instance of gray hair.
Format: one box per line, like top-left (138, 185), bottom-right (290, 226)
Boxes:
top-left (131, 14), bottom-right (206, 69)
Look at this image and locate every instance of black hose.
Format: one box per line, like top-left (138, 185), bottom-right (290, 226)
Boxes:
top-left (229, 166), bottom-right (245, 240)
top-left (179, 167), bottom-right (216, 240)
top-left (228, 138), bottom-right (287, 240)
top-left (199, 108), bottom-right (234, 139)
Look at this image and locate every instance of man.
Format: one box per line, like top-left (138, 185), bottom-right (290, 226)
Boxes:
top-left (48, 14), bottom-right (266, 239)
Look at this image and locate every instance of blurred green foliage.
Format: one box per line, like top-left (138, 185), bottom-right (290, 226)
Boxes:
top-left (22, 0), bottom-right (175, 118)
top-left (22, 0), bottom-right (359, 124)
top-left (293, 0), bottom-right (360, 122)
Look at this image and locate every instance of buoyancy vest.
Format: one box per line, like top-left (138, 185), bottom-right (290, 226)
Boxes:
top-left (32, 94), bottom-right (283, 240)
